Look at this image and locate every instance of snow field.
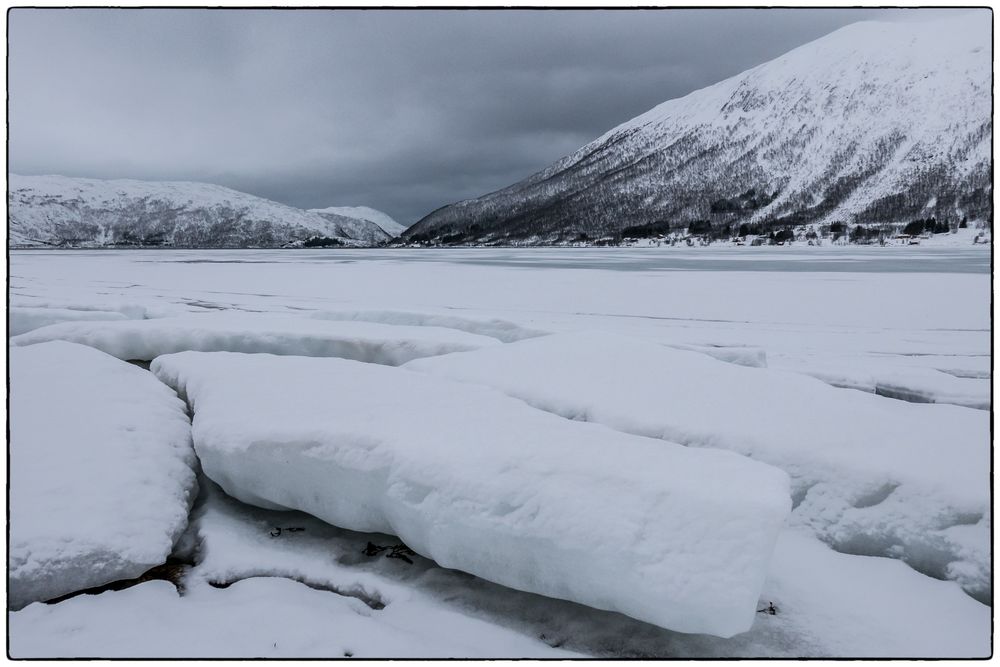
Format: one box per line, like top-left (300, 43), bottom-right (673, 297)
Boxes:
top-left (10, 311), bottom-right (500, 364)
top-left (406, 331), bottom-right (990, 601)
top-left (151, 350), bottom-right (791, 637)
top-left (8, 341), bottom-right (199, 610)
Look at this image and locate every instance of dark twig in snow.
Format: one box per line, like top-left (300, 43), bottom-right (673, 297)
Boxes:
top-left (756, 601), bottom-right (778, 615)
top-left (362, 541), bottom-right (416, 564)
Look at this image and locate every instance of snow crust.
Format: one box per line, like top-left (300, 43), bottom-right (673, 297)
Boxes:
top-left (151, 351), bottom-right (790, 637)
top-left (10, 312), bottom-right (499, 363)
top-left (407, 331), bottom-right (990, 600)
top-left (8, 341), bottom-right (198, 610)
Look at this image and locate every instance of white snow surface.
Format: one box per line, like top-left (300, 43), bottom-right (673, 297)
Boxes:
top-left (6, 247), bottom-right (991, 656)
top-left (7, 576), bottom-right (577, 659)
top-left (182, 484), bottom-right (990, 658)
top-left (8, 305), bottom-right (129, 337)
top-left (10, 312), bottom-right (499, 363)
top-left (151, 351), bottom-right (791, 637)
top-left (10, 481), bottom-right (987, 658)
top-left (407, 331), bottom-right (990, 601)
top-left (309, 205), bottom-right (407, 237)
top-left (8, 341), bottom-right (198, 610)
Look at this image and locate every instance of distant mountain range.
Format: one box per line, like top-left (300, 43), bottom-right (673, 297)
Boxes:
top-left (404, 13), bottom-right (991, 245)
top-left (8, 174), bottom-right (404, 248)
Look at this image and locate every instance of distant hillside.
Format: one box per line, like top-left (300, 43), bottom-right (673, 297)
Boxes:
top-left (404, 13), bottom-right (991, 245)
top-left (8, 174), bottom-right (391, 248)
top-left (310, 206), bottom-right (407, 237)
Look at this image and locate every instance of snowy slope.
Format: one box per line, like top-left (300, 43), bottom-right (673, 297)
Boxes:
top-left (311, 206), bottom-right (407, 237)
top-left (8, 174), bottom-right (390, 248)
top-left (405, 12), bottom-right (991, 244)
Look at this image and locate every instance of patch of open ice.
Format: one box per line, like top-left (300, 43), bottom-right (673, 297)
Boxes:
top-left (10, 312), bottom-right (499, 364)
top-left (407, 331), bottom-right (990, 601)
top-left (152, 351), bottom-right (790, 637)
top-left (8, 341), bottom-right (198, 610)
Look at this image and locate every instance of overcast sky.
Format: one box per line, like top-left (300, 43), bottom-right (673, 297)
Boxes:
top-left (10, 8), bottom-right (926, 224)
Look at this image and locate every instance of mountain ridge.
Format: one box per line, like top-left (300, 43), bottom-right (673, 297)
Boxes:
top-left (404, 13), bottom-right (991, 245)
top-left (8, 174), bottom-right (397, 248)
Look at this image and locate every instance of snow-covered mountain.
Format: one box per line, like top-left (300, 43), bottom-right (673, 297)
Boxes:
top-left (8, 174), bottom-right (391, 248)
top-left (405, 13), bottom-right (991, 244)
top-left (310, 206), bottom-right (407, 237)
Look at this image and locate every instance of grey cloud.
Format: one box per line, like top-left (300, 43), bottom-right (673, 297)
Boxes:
top-left (10, 7), bottom-right (925, 224)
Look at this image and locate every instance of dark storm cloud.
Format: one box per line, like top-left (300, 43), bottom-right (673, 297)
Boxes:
top-left (9, 7), bottom-right (917, 224)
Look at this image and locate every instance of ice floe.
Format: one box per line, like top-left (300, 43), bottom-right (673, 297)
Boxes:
top-left (407, 331), bottom-right (991, 601)
top-left (152, 350), bottom-right (790, 637)
top-left (8, 341), bottom-right (198, 609)
top-left (10, 312), bottom-right (499, 364)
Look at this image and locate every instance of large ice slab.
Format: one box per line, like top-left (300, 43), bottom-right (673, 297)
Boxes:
top-left (407, 331), bottom-right (990, 601)
top-left (185, 481), bottom-right (991, 658)
top-left (10, 312), bottom-right (499, 364)
top-left (9, 341), bottom-right (198, 609)
top-left (152, 351), bottom-right (790, 637)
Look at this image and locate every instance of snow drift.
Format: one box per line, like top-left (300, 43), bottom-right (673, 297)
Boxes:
top-left (407, 331), bottom-right (990, 601)
top-left (152, 351), bottom-right (790, 637)
top-left (8, 342), bottom-right (198, 609)
top-left (10, 312), bottom-right (499, 364)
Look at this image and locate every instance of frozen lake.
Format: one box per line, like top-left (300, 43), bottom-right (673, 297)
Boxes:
top-left (10, 246), bottom-right (991, 405)
top-left (8, 246), bottom-right (992, 658)
top-left (17, 245), bottom-right (987, 272)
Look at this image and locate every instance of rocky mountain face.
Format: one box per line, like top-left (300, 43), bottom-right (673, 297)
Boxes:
top-left (8, 174), bottom-right (398, 248)
top-left (404, 13), bottom-right (991, 245)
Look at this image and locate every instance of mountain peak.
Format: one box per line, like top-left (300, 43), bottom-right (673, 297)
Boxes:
top-left (404, 12), bottom-right (990, 245)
